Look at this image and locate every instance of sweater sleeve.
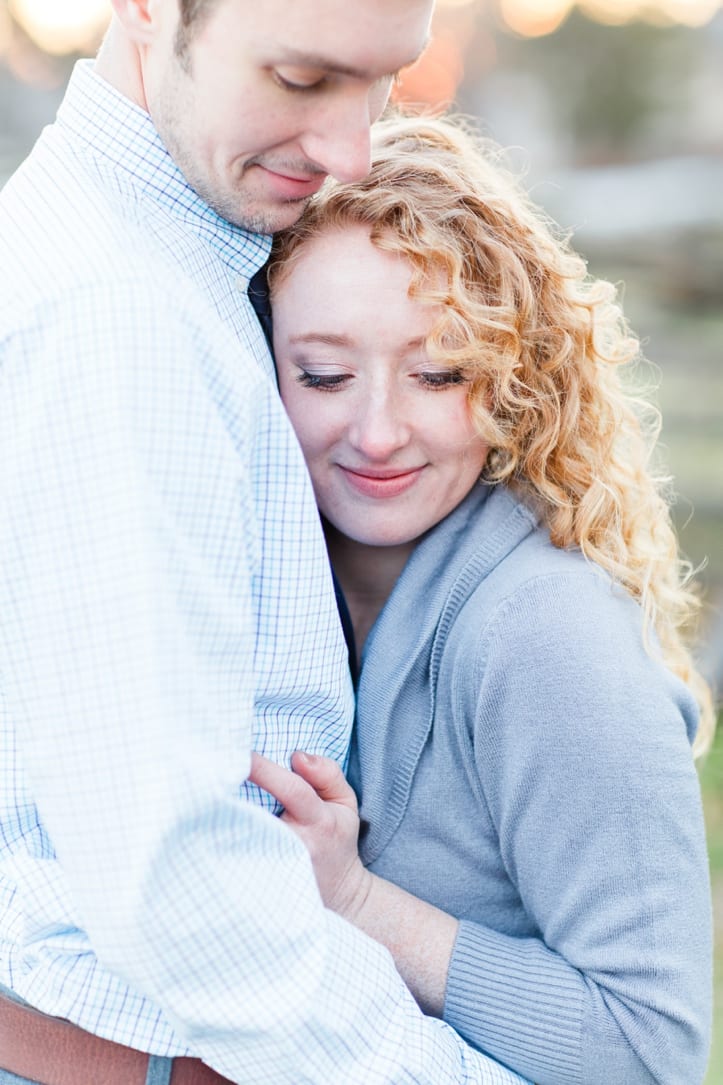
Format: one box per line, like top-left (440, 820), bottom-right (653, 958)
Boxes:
top-left (443, 570), bottom-right (712, 1085)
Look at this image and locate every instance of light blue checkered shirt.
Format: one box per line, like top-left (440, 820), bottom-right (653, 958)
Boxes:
top-left (0, 61), bottom-right (527, 1085)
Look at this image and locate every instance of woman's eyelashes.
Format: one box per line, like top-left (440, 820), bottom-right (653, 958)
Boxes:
top-left (417, 369), bottom-right (468, 389)
top-left (295, 368), bottom-right (468, 392)
top-left (295, 371), bottom-right (350, 391)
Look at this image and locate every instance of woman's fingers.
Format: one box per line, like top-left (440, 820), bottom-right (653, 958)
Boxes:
top-left (290, 751), bottom-right (358, 811)
top-left (250, 751), bottom-right (368, 916)
top-left (248, 751), bottom-right (322, 824)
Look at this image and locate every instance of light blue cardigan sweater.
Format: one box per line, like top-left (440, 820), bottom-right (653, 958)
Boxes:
top-left (348, 482), bottom-right (712, 1085)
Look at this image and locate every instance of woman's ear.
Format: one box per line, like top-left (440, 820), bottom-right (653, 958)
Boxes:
top-left (108, 0), bottom-right (159, 44)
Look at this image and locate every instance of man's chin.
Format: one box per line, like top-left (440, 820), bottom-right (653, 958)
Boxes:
top-left (188, 166), bottom-right (315, 234)
top-left (229, 196), bottom-right (311, 236)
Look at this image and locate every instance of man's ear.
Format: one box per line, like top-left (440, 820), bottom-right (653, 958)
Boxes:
top-left (108, 0), bottom-right (160, 44)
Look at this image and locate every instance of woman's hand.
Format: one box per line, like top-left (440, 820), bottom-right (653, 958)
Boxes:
top-left (248, 751), bottom-right (372, 921)
top-left (250, 750), bottom-right (459, 1017)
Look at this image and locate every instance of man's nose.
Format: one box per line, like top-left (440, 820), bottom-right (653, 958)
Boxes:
top-left (301, 91), bottom-right (374, 184)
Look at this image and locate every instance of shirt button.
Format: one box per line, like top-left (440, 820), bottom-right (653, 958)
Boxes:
top-left (236, 275), bottom-right (248, 293)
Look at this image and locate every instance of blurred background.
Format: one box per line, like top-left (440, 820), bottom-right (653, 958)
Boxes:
top-left (1, 0), bottom-right (721, 1076)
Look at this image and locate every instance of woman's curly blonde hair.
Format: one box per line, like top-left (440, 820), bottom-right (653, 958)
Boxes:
top-left (269, 112), bottom-right (715, 755)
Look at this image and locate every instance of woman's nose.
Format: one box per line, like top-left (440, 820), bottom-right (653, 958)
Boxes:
top-left (348, 393), bottom-right (411, 461)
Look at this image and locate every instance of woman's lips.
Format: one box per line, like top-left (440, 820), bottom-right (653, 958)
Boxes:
top-left (339, 466), bottom-right (425, 499)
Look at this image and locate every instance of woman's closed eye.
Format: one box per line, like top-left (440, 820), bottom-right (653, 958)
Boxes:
top-left (417, 369), bottom-right (468, 390)
top-left (294, 368), bottom-right (469, 392)
top-left (296, 369), bottom-right (351, 391)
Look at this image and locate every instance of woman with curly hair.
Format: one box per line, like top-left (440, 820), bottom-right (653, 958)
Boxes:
top-left (250, 113), bottom-right (714, 1085)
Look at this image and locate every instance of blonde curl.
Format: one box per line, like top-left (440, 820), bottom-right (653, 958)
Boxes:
top-left (269, 112), bottom-right (714, 755)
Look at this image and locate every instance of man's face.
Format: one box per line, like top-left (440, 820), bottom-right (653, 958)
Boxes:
top-left (142, 0), bottom-right (433, 232)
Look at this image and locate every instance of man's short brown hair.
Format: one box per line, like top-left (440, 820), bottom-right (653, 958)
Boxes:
top-left (175, 0), bottom-right (215, 64)
top-left (178, 0), bottom-right (214, 27)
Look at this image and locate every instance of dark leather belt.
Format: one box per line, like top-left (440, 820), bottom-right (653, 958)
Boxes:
top-left (0, 991), bottom-right (235, 1085)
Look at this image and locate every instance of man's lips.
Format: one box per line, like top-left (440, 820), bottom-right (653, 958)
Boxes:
top-left (257, 166), bottom-right (327, 200)
top-left (339, 466), bottom-right (425, 499)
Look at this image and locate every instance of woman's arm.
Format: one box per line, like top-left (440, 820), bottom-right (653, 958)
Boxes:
top-left (446, 571), bottom-right (711, 1085)
top-left (249, 751), bottom-right (459, 1016)
top-left (251, 566), bottom-right (712, 1085)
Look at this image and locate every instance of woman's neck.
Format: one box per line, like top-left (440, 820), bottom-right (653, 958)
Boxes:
top-left (324, 524), bottom-right (416, 668)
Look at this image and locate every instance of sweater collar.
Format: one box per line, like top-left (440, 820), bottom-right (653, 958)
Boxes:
top-left (361, 483), bottom-right (537, 673)
top-left (352, 483), bottom-right (539, 864)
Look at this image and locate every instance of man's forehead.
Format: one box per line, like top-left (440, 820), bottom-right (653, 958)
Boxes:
top-left (261, 0), bottom-right (433, 70)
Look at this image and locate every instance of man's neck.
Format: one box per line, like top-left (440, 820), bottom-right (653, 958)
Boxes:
top-left (95, 20), bottom-right (148, 111)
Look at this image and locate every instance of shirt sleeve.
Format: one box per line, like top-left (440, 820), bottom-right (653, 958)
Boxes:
top-left (0, 280), bottom-right (529, 1085)
top-left (443, 570), bottom-right (712, 1085)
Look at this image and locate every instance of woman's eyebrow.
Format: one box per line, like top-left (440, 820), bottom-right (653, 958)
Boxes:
top-left (288, 332), bottom-right (354, 347)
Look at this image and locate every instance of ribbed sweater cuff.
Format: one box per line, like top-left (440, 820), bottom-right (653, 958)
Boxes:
top-left (444, 920), bottom-right (584, 1085)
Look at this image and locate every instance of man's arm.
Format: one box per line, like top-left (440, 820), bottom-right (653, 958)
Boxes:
top-left (0, 280), bottom-right (527, 1085)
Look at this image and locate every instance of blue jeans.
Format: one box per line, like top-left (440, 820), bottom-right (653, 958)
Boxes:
top-left (0, 983), bottom-right (174, 1085)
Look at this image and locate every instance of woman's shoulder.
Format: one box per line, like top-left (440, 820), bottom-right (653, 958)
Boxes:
top-left (443, 492), bottom-right (617, 641)
top-left (442, 523), bottom-right (700, 749)
top-left (448, 527), bottom-right (644, 677)
top-left (423, 485), bottom-right (648, 681)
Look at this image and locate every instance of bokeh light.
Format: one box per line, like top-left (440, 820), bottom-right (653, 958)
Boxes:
top-left (8, 0), bottom-right (110, 56)
top-left (656, 0), bottom-right (721, 24)
top-left (0, 3), bottom-right (12, 56)
top-left (579, 0), bottom-right (720, 25)
top-left (500, 0), bottom-right (575, 36)
top-left (3, 0), bottom-right (722, 62)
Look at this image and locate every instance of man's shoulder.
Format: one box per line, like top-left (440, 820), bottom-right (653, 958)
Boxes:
top-left (0, 134), bottom-right (194, 322)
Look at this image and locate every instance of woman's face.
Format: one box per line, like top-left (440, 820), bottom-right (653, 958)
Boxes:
top-left (272, 225), bottom-right (489, 548)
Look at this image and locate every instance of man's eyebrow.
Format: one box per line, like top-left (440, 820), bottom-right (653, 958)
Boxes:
top-left (276, 39), bottom-right (430, 81)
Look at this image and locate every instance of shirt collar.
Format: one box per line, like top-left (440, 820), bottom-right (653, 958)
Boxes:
top-left (56, 60), bottom-right (272, 278)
